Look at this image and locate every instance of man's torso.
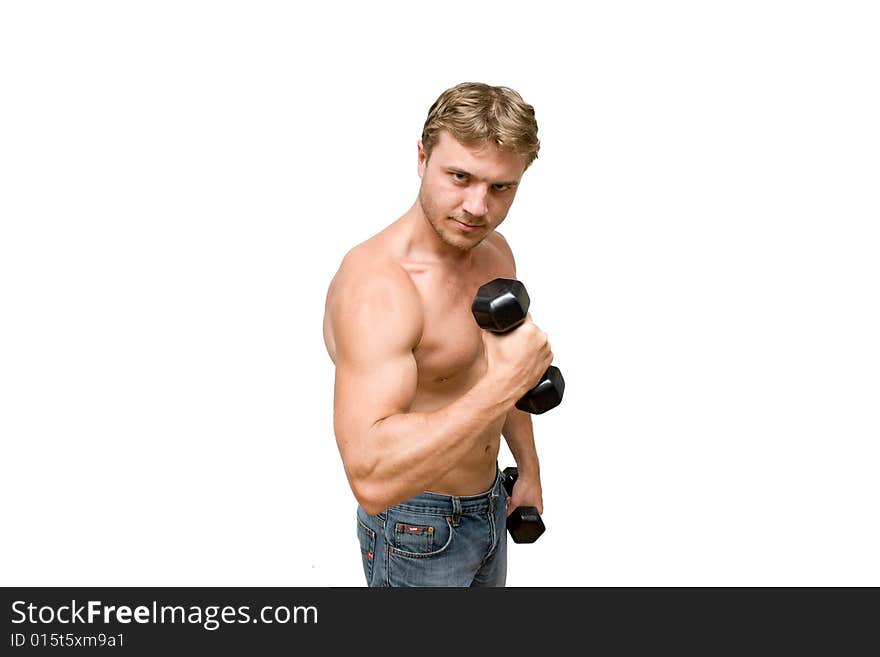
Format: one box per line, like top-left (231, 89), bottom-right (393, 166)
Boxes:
top-left (323, 219), bottom-right (515, 495)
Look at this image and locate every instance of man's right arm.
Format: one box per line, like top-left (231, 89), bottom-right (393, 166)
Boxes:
top-left (329, 264), bottom-right (521, 515)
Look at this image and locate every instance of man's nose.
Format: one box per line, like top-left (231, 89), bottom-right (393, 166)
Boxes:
top-left (462, 185), bottom-right (489, 218)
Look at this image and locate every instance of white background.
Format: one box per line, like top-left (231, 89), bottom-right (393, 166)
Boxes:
top-left (1, 1), bottom-right (878, 587)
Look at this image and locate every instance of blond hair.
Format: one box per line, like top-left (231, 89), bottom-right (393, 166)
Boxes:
top-left (421, 82), bottom-right (540, 169)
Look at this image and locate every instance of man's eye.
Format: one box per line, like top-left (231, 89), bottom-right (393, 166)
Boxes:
top-left (493, 184), bottom-right (510, 192)
top-left (451, 172), bottom-right (468, 182)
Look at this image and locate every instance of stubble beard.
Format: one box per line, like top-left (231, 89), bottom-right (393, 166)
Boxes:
top-left (418, 187), bottom-right (483, 253)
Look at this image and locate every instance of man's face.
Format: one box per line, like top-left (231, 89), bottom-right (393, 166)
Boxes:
top-left (417, 131), bottom-right (526, 252)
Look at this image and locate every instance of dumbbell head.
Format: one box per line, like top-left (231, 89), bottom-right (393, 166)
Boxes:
top-left (471, 278), bottom-right (530, 333)
top-left (507, 507), bottom-right (546, 543)
top-left (501, 467), bottom-right (545, 543)
top-left (515, 366), bottom-right (565, 414)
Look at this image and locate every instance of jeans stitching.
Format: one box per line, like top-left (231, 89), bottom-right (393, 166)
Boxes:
top-left (387, 515), bottom-right (455, 559)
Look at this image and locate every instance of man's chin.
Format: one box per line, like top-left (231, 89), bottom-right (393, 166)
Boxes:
top-left (437, 231), bottom-right (478, 252)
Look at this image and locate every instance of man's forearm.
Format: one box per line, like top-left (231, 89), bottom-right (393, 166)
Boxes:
top-left (502, 407), bottom-right (540, 478)
top-left (357, 377), bottom-right (516, 513)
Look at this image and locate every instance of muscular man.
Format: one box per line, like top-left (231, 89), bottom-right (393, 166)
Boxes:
top-left (322, 82), bottom-right (554, 587)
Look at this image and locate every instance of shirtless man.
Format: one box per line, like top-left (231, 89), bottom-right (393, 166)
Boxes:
top-left (322, 82), bottom-right (554, 587)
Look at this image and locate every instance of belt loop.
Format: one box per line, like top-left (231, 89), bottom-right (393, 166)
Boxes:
top-left (450, 496), bottom-right (462, 527)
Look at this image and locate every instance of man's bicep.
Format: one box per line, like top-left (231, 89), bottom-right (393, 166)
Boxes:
top-left (333, 347), bottom-right (418, 441)
top-left (329, 272), bottom-right (422, 451)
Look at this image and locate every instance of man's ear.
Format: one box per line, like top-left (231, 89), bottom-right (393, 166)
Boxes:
top-left (417, 139), bottom-right (427, 178)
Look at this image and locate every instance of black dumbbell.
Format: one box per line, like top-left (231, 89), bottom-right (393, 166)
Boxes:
top-left (471, 278), bottom-right (565, 414)
top-left (502, 466), bottom-right (545, 544)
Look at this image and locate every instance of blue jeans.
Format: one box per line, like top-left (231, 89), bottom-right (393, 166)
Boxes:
top-left (356, 468), bottom-right (508, 587)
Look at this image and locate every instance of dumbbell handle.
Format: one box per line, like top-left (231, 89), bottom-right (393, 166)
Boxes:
top-left (482, 321), bottom-right (565, 414)
top-left (495, 316), bottom-right (564, 414)
top-left (472, 278), bottom-right (564, 414)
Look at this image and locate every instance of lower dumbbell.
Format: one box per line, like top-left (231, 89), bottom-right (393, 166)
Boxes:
top-left (502, 466), bottom-right (545, 544)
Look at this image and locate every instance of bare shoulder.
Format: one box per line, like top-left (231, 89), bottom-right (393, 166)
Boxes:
top-left (324, 244), bottom-right (424, 363)
top-left (327, 243), bottom-right (421, 312)
top-left (484, 230), bottom-right (517, 278)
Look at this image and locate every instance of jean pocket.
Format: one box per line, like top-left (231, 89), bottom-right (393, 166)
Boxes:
top-left (356, 516), bottom-right (377, 585)
top-left (387, 511), bottom-right (453, 558)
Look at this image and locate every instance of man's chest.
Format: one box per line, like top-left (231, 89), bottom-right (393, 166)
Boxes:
top-left (410, 275), bottom-right (486, 386)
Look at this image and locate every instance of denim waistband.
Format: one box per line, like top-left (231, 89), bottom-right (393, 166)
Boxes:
top-left (388, 468), bottom-right (504, 516)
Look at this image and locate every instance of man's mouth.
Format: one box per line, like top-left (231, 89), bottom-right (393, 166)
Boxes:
top-left (453, 219), bottom-right (484, 232)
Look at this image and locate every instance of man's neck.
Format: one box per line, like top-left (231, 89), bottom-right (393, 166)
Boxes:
top-left (400, 201), bottom-right (479, 269)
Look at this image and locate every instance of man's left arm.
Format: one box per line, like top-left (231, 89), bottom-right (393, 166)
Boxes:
top-left (501, 407), bottom-right (543, 515)
top-left (492, 230), bottom-right (544, 514)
